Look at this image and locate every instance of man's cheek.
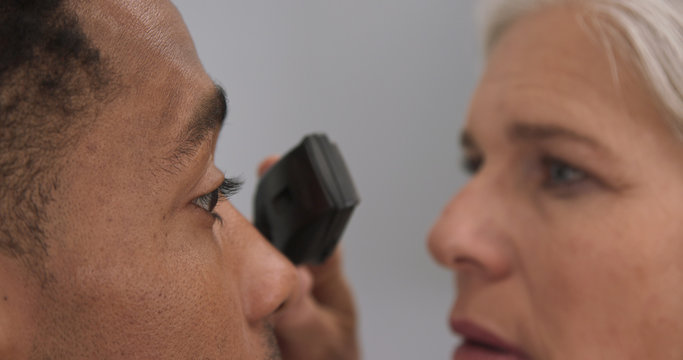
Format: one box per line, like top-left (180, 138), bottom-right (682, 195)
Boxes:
top-left (41, 253), bottom-right (246, 357)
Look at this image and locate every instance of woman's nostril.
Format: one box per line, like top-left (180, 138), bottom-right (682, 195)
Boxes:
top-left (454, 256), bottom-right (470, 266)
top-left (275, 301), bottom-right (286, 314)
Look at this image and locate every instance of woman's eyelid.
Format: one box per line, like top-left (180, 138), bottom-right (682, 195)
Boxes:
top-left (461, 142), bottom-right (484, 174)
top-left (535, 152), bottom-right (630, 196)
top-left (460, 146), bottom-right (598, 188)
top-left (540, 156), bottom-right (589, 186)
top-left (458, 135), bottom-right (633, 198)
top-left (536, 148), bottom-right (603, 183)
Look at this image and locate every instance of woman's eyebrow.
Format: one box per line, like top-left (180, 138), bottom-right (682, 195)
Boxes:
top-left (459, 122), bottom-right (613, 159)
top-left (506, 122), bottom-right (611, 154)
top-left (162, 84), bottom-right (228, 173)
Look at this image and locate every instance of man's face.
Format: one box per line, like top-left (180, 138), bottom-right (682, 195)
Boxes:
top-left (1, 1), bottom-right (298, 358)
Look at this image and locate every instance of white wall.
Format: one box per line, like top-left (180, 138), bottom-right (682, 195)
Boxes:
top-left (172, 1), bottom-right (481, 358)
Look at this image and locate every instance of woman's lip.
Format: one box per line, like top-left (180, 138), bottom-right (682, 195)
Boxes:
top-left (454, 342), bottom-right (526, 360)
top-left (451, 319), bottom-right (529, 359)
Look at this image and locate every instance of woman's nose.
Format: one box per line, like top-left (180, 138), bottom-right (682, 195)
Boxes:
top-left (427, 180), bottom-right (513, 281)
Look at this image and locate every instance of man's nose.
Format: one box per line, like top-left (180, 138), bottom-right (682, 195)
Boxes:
top-left (427, 179), bottom-right (513, 281)
top-left (217, 204), bottom-right (298, 323)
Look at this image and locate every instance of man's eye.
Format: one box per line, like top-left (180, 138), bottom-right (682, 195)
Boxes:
top-left (192, 177), bottom-right (243, 213)
top-left (541, 157), bottom-right (587, 188)
top-left (192, 189), bottom-right (220, 212)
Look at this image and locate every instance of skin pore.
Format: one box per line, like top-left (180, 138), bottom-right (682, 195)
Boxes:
top-left (0, 0), bottom-right (299, 359)
top-left (429, 4), bottom-right (683, 360)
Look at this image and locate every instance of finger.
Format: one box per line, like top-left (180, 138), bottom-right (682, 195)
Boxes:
top-left (275, 295), bottom-right (346, 360)
top-left (257, 155), bottom-right (281, 177)
top-left (291, 267), bottom-right (314, 310)
top-left (308, 249), bottom-right (356, 318)
top-left (274, 249), bottom-right (359, 360)
top-left (275, 267), bottom-right (320, 330)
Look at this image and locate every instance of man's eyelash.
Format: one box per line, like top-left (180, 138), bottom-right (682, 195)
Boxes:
top-left (216, 177), bottom-right (243, 201)
top-left (192, 177), bottom-right (243, 214)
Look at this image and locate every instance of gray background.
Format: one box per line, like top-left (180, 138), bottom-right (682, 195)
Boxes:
top-left (172, 1), bottom-right (481, 358)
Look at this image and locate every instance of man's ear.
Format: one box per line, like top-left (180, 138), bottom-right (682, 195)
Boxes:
top-left (0, 257), bottom-right (37, 359)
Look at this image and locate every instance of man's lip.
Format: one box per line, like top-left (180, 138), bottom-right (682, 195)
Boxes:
top-left (451, 319), bottom-right (529, 359)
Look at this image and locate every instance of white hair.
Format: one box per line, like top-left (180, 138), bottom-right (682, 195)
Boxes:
top-left (479, 0), bottom-right (683, 135)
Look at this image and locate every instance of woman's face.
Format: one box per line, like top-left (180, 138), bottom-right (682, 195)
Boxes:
top-left (428, 5), bottom-right (683, 360)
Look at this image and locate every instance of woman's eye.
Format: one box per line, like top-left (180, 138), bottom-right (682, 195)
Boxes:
top-left (542, 158), bottom-right (587, 187)
top-left (462, 155), bottom-right (484, 175)
top-left (192, 177), bottom-right (243, 214)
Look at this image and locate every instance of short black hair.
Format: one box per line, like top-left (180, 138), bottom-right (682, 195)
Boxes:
top-left (0, 0), bottom-right (114, 265)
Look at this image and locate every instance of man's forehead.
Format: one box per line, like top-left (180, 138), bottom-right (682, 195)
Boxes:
top-left (71, 0), bottom-right (201, 72)
top-left (70, 0), bottom-right (215, 134)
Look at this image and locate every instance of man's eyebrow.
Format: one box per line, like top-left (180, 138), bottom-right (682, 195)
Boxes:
top-left (170, 84), bottom-right (228, 164)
